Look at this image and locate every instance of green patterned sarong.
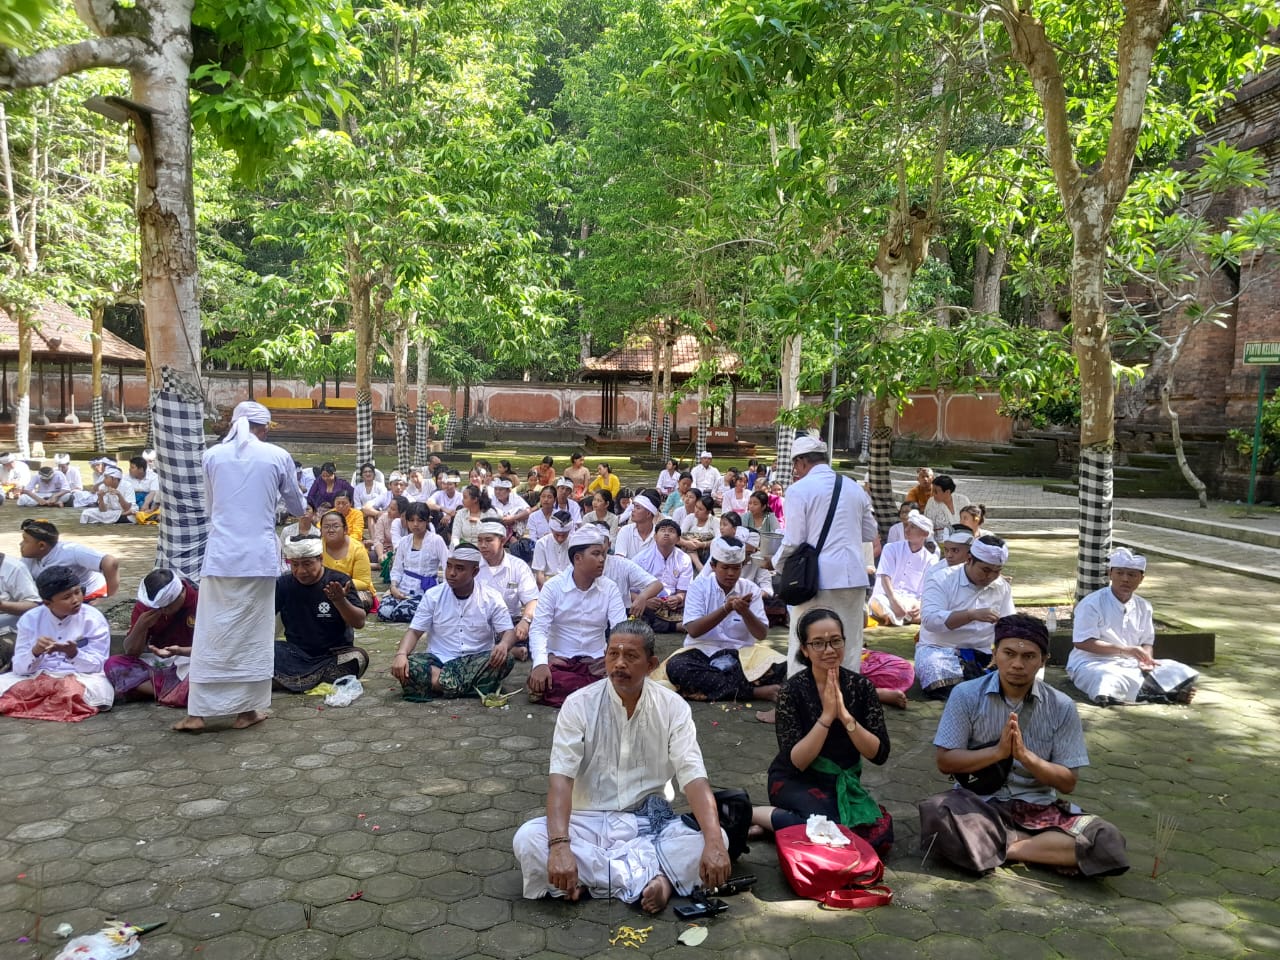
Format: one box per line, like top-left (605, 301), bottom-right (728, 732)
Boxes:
top-left (402, 651), bottom-right (514, 702)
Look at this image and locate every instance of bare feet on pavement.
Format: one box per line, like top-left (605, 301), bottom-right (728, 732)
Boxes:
top-left (755, 708), bottom-right (776, 724)
top-left (639, 874), bottom-right (674, 914)
top-left (172, 716), bottom-right (205, 733)
top-left (232, 710), bottom-right (270, 729)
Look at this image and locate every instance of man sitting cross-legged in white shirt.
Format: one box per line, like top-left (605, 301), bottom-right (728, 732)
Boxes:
top-left (632, 518), bottom-right (693, 632)
top-left (1067, 548), bottom-right (1198, 706)
top-left (665, 536), bottom-right (786, 704)
top-left (527, 526), bottom-right (626, 708)
top-left (868, 511), bottom-right (939, 626)
top-left (513, 618), bottom-right (732, 914)
top-left (390, 543), bottom-right (516, 701)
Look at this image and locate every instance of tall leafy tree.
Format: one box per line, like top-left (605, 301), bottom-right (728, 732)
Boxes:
top-left (983, 0), bottom-right (1275, 594)
top-left (0, 0), bottom-right (351, 577)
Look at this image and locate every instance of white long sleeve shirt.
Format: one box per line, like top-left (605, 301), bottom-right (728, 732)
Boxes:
top-left (550, 678), bottom-right (708, 812)
top-left (407, 582), bottom-right (513, 664)
top-left (919, 562), bottom-right (1015, 650)
top-left (201, 435), bottom-right (306, 579)
top-left (528, 573), bottom-right (626, 666)
top-left (777, 464), bottom-right (879, 590)
top-left (13, 603), bottom-right (111, 676)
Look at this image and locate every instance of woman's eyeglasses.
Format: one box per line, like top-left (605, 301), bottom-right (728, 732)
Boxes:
top-left (804, 639), bottom-right (845, 652)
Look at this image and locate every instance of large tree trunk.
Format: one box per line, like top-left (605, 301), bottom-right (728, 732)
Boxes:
top-left (1072, 244), bottom-right (1116, 598)
top-left (91, 302), bottom-right (106, 452)
top-left (414, 337), bottom-right (430, 465)
top-left (132, 4), bottom-right (208, 580)
top-left (14, 317), bottom-right (30, 457)
top-left (348, 255), bottom-right (374, 469)
top-left (774, 333), bottom-right (802, 489)
top-left (649, 322), bottom-right (661, 455)
top-left (972, 242), bottom-right (1007, 316)
top-left (391, 321), bottom-right (411, 472)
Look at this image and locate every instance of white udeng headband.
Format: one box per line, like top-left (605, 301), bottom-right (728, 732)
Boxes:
top-left (969, 539), bottom-right (1008, 565)
top-left (137, 575), bottom-right (184, 609)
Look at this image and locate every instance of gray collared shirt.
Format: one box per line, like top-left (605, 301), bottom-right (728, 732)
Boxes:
top-left (933, 671), bottom-right (1089, 804)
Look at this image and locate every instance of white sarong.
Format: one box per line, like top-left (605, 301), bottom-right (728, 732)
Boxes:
top-left (187, 576), bottom-right (275, 717)
top-left (1068, 657), bottom-right (1198, 703)
top-left (513, 811), bottom-right (721, 902)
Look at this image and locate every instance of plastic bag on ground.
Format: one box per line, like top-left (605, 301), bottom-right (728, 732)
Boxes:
top-left (324, 674), bottom-right (364, 707)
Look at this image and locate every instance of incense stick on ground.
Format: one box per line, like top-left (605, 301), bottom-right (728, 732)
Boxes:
top-left (1152, 813), bottom-right (1179, 878)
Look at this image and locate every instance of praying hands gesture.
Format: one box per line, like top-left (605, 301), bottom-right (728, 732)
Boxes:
top-left (817, 666), bottom-right (851, 729)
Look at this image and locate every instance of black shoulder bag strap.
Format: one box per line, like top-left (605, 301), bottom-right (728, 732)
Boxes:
top-left (812, 474), bottom-right (843, 553)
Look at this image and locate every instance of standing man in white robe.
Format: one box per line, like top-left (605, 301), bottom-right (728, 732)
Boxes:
top-left (174, 401), bottom-right (305, 733)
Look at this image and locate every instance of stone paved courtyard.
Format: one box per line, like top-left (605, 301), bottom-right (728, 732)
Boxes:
top-left (1, 517), bottom-right (1277, 960)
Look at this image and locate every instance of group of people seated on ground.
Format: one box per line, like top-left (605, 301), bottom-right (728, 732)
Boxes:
top-left (0, 449), bottom-right (162, 524)
top-left (0, 444), bottom-right (1205, 903)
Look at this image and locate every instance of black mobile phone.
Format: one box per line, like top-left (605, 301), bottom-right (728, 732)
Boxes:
top-left (709, 875), bottom-right (757, 896)
top-left (674, 897), bottom-right (728, 920)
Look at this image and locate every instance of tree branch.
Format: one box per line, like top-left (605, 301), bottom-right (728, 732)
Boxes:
top-left (1098, 0), bottom-right (1171, 211)
top-left (0, 36), bottom-right (148, 90)
top-left (988, 1), bottom-right (1085, 221)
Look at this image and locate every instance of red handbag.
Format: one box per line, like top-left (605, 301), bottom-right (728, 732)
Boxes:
top-left (775, 823), bottom-right (893, 909)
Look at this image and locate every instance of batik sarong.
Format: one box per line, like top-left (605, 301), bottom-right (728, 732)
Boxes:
top-left (273, 644), bottom-right (369, 693)
top-left (104, 655), bottom-right (190, 707)
top-left (401, 650), bottom-right (513, 702)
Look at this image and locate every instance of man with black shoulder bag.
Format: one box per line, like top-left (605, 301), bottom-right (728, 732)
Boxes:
top-left (771, 435), bottom-right (880, 686)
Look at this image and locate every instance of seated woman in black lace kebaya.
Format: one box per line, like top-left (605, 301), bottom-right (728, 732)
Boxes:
top-left (750, 607), bottom-right (894, 855)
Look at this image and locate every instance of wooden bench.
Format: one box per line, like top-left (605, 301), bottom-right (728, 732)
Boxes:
top-left (256, 396), bottom-right (314, 410)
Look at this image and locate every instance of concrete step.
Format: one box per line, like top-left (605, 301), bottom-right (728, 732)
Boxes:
top-left (949, 459), bottom-right (991, 473)
top-left (1126, 452), bottom-right (1178, 469)
top-left (1113, 465), bottom-right (1167, 480)
top-left (985, 519), bottom-right (1076, 540)
top-left (1043, 482), bottom-right (1078, 497)
top-left (1114, 522), bottom-right (1280, 584)
top-left (1117, 507), bottom-right (1280, 550)
top-left (987, 505), bottom-right (1077, 521)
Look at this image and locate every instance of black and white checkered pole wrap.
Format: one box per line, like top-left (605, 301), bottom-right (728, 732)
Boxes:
top-left (868, 426), bottom-right (896, 537)
top-left (443, 412), bottom-right (456, 452)
top-left (695, 410), bottom-right (708, 457)
top-left (660, 415), bottom-right (671, 461)
top-left (774, 424), bottom-right (794, 488)
top-left (649, 406), bottom-right (659, 455)
top-left (1076, 444), bottom-right (1113, 600)
top-left (91, 395), bottom-right (107, 453)
top-left (394, 404), bottom-right (412, 473)
top-left (355, 389), bottom-right (373, 468)
top-left (414, 401), bottom-right (429, 466)
top-left (145, 389), bottom-right (156, 450)
top-left (151, 369), bottom-right (208, 583)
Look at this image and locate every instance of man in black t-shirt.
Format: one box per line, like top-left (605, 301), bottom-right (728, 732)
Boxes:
top-left (274, 535), bottom-right (369, 691)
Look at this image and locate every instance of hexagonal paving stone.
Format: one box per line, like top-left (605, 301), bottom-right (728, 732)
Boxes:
top-left (448, 895), bottom-right (512, 931)
top-left (259, 832), bottom-right (317, 858)
top-left (917, 933), bottom-right (990, 960)
top-left (477, 920), bottom-right (546, 960)
top-left (186, 932), bottom-right (264, 960)
top-left (434, 828), bottom-right (488, 855)
top-left (340, 927), bottom-right (413, 960)
top-left (174, 903), bottom-right (248, 940)
top-left (336, 850), bottom-right (398, 879)
top-left (8, 818), bottom-right (73, 843)
top-left (312, 898), bottom-right (380, 935)
top-left (407, 923), bottom-right (480, 960)
top-left (227, 876), bottom-right (295, 909)
top-left (397, 850), bottom-right (453, 878)
top-left (1166, 922), bottom-right (1243, 954)
top-left (166, 879), bottom-right (232, 912)
top-left (359, 871), bottom-right (418, 904)
top-left (382, 898), bottom-right (447, 933)
top-left (276, 852), bottom-right (338, 882)
top-left (293, 874), bottom-right (359, 907)
top-left (420, 871), bottom-right (484, 902)
top-left (244, 900), bottom-right (309, 937)
top-left (266, 929), bottom-right (338, 960)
